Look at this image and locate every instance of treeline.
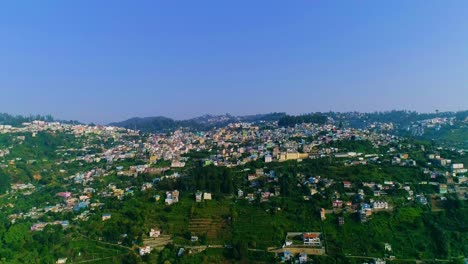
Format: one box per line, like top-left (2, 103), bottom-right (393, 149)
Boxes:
top-left (182, 165), bottom-right (235, 195)
top-left (0, 170), bottom-right (10, 194)
top-left (454, 110), bottom-right (468, 121)
top-left (0, 113), bottom-right (53, 126)
top-left (0, 113), bottom-right (81, 126)
top-left (278, 113), bottom-right (327, 127)
top-left (238, 112), bottom-right (286, 123)
top-left (327, 139), bottom-right (377, 153)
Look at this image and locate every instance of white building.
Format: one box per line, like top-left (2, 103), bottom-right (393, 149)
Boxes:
top-left (149, 229), bottom-right (161, 238)
top-left (203, 192), bottom-right (212, 200)
top-left (372, 201), bottom-right (388, 210)
top-left (139, 246), bottom-right (151, 256)
top-left (452, 163), bottom-right (467, 173)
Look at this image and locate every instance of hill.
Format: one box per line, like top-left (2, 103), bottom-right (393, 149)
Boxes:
top-left (109, 110), bottom-right (468, 133)
top-left (109, 113), bottom-right (287, 133)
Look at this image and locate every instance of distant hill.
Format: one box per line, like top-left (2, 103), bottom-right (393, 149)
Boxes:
top-left (328, 110), bottom-right (468, 129)
top-left (109, 113), bottom-right (287, 133)
top-left (109, 110), bottom-right (468, 133)
top-left (109, 116), bottom-right (181, 132)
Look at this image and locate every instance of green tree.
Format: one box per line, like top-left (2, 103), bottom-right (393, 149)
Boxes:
top-left (4, 222), bottom-right (30, 250)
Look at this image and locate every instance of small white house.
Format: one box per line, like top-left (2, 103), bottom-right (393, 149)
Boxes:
top-left (372, 201), bottom-right (388, 210)
top-left (139, 246), bottom-right (151, 256)
top-left (102, 214), bottom-right (111, 221)
top-left (149, 229), bottom-right (161, 238)
top-left (56, 258), bottom-right (67, 264)
top-left (203, 192), bottom-right (212, 200)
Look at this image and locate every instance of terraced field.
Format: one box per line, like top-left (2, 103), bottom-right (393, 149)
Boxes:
top-left (143, 235), bottom-right (173, 250)
top-left (188, 217), bottom-right (231, 242)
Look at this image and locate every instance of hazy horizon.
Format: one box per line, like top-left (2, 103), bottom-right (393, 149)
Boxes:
top-left (2, 1), bottom-right (468, 124)
top-left (2, 108), bottom-right (465, 126)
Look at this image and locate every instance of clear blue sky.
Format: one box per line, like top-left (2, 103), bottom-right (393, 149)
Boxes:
top-left (1, 1), bottom-right (467, 124)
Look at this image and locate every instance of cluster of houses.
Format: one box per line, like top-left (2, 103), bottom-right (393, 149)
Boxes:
top-left (409, 117), bottom-right (456, 136)
top-left (281, 232), bottom-right (324, 262)
top-left (138, 228), bottom-right (162, 256)
top-left (31, 220), bottom-right (69, 231)
top-left (307, 178), bottom-right (397, 224)
top-left (1, 120), bottom-right (415, 231)
top-left (392, 153), bottom-right (417, 167)
top-left (238, 169), bottom-right (281, 203)
top-left (10, 183), bottom-right (36, 193)
top-left (141, 121), bottom-right (401, 169)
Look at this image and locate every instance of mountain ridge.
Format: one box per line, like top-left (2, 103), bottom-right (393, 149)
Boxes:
top-left (108, 110), bottom-right (468, 133)
top-left (108, 112), bottom-right (288, 132)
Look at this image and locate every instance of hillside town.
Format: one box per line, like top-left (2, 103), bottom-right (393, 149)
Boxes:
top-left (0, 118), bottom-right (467, 263)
